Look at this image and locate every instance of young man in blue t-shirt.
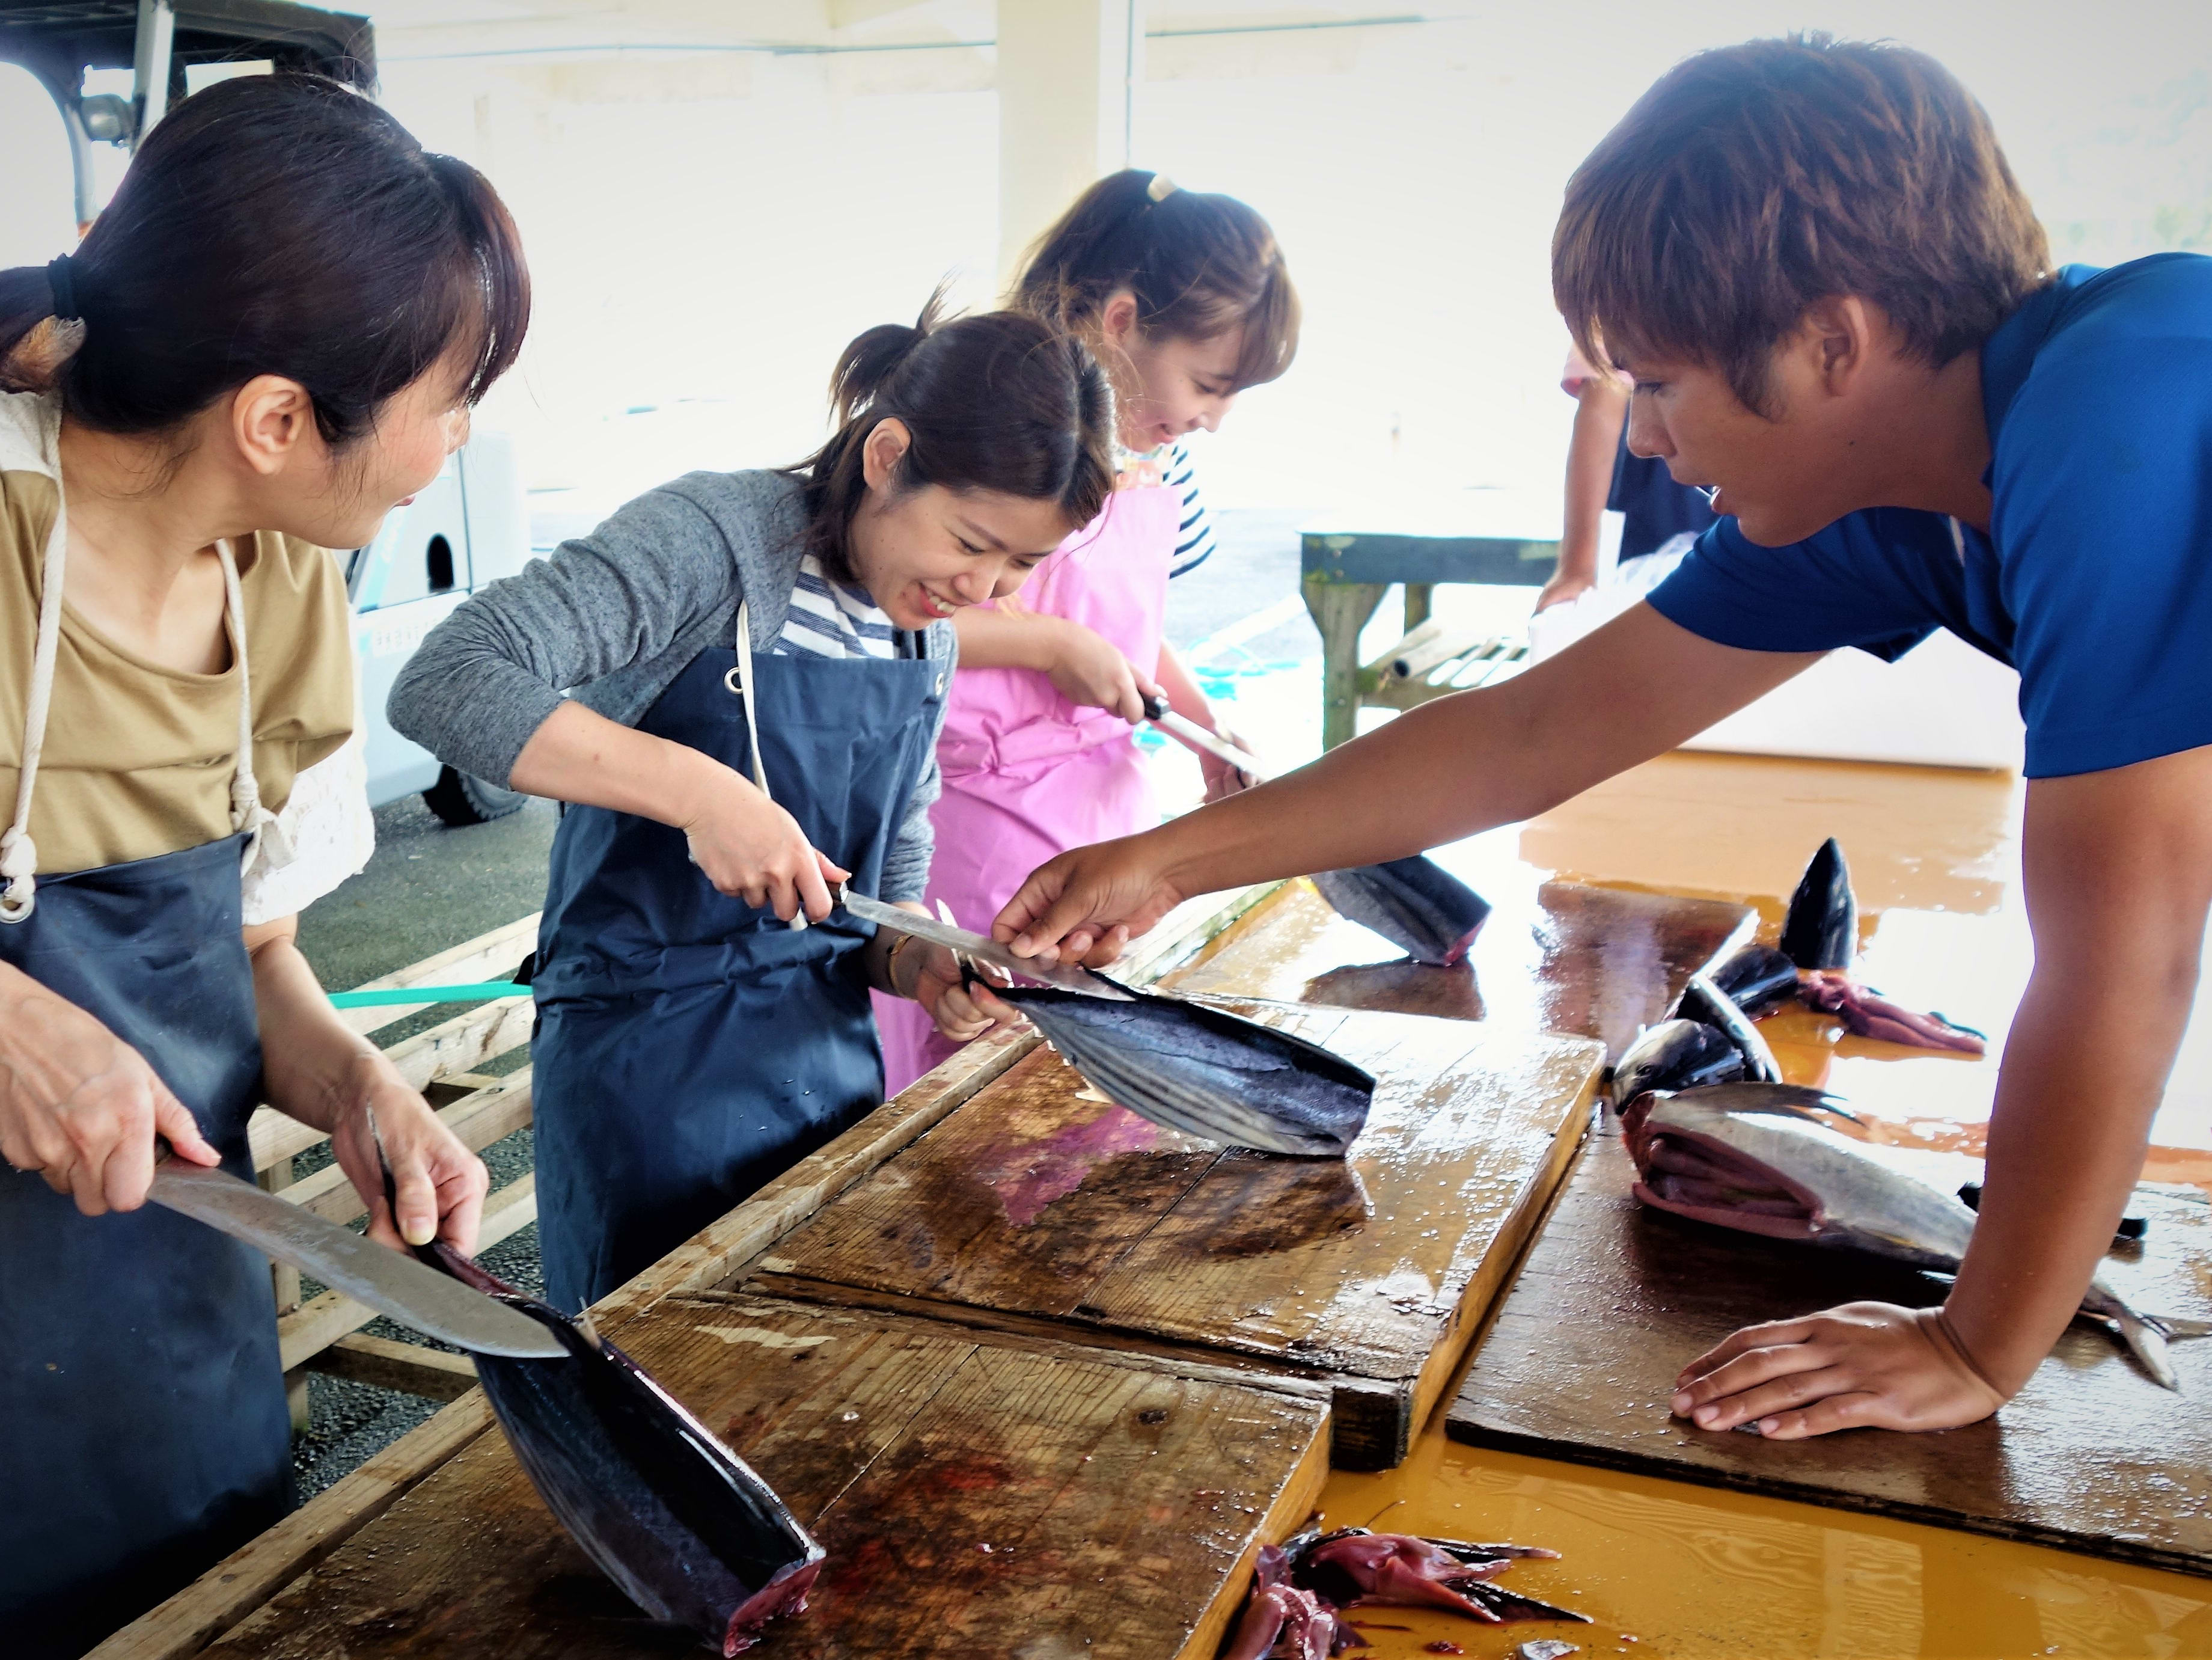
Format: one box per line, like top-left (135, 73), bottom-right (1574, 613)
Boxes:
top-left (994, 34), bottom-right (2212, 1438)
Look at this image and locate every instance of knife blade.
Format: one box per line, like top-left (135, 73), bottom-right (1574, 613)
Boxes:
top-left (838, 887), bottom-right (1135, 1001)
top-left (150, 1160), bottom-right (567, 1359)
top-left (1140, 694), bottom-right (1264, 778)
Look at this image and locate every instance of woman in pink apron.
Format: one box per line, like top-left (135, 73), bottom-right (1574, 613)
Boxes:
top-left (876, 170), bottom-right (1300, 1092)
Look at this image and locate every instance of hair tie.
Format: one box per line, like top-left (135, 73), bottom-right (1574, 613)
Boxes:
top-left (1144, 173), bottom-right (1179, 204)
top-left (46, 255), bottom-right (78, 323)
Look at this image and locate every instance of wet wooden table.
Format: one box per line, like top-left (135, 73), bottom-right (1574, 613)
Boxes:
top-left (202, 1294), bottom-right (1330, 1659)
top-left (1446, 1122), bottom-right (2212, 1578)
top-left (754, 1001), bottom-right (1603, 1469)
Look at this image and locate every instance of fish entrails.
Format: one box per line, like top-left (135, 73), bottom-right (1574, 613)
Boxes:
top-left (1223, 1525), bottom-right (1586, 1658)
top-left (1622, 1083), bottom-right (2209, 1392)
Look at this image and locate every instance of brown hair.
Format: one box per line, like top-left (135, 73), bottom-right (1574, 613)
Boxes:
top-left (786, 290), bottom-right (1117, 581)
top-left (0, 73), bottom-right (527, 444)
top-left (1013, 169), bottom-right (1298, 393)
top-left (1554, 34), bottom-right (2049, 414)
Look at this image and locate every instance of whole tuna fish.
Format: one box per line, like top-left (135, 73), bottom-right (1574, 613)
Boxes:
top-left (1609, 1018), bottom-right (1746, 1111)
top-left (1780, 839), bottom-right (1857, 970)
top-left (996, 981), bottom-right (1375, 1157)
top-left (1311, 856), bottom-right (1492, 967)
top-left (420, 1244), bottom-right (823, 1653)
top-left (1622, 1083), bottom-right (2208, 1389)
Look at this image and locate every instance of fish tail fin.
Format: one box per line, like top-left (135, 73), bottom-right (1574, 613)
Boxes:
top-left (2150, 1314), bottom-right (2212, 1340)
top-left (2117, 1308), bottom-right (2183, 1391)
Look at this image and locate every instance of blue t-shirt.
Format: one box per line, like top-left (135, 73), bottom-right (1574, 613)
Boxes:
top-left (1647, 253), bottom-right (2212, 778)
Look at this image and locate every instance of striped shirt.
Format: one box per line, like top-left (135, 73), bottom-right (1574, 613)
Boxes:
top-left (774, 553), bottom-right (900, 660)
top-left (1158, 440), bottom-right (1218, 579)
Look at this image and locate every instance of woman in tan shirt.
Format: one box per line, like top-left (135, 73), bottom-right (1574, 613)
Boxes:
top-left (0, 75), bottom-right (528, 1655)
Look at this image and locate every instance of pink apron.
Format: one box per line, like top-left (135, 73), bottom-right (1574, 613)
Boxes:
top-left (874, 482), bottom-right (1181, 1095)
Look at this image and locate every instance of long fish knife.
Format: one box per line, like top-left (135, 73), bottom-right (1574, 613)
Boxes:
top-left (837, 886), bottom-right (1135, 1001)
top-left (149, 1158), bottom-right (567, 1359)
top-left (1140, 693), bottom-right (1264, 777)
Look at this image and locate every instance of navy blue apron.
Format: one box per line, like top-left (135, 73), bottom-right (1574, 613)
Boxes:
top-left (0, 832), bottom-right (291, 1657)
top-left (531, 626), bottom-right (943, 1312)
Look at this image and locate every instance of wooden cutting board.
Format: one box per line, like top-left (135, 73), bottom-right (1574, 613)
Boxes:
top-left (1446, 1124), bottom-right (2212, 1577)
top-left (1159, 878), bottom-right (1753, 1061)
top-left (206, 1293), bottom-right (1330, 1659)
top-left (753, 1000), bottom-right (1604, 1471)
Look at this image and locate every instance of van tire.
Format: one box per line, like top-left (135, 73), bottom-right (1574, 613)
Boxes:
top-left (423, 765), bottom-right (528, 827)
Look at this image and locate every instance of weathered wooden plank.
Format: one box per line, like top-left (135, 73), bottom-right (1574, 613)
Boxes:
top-left (1446, 1124), bottom-right (2212, 1578)
top-left (768, 1003), bottom-right (1602, 1468)
top-left (276, 1174), bottom-right (536, 1371)
top-left (1163, 876), bottom-right (1754, 1061)
top-left (275, 1071), bottom-right (533, 1227)
top-left (205, 1296), bottom-right (1330, 1660)
top-left (85, 1394), bottom-right (496, 1660)
top-left (335, 913), bottom-right (539, 1037)
top-left (305, 1333), bottom-right (479, 1402)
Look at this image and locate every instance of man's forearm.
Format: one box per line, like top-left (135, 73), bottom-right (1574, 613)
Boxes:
top-left (1948, 949), bottom-right (2198, 1391)
top-left (1141, 604), bottom-right (1816, 899)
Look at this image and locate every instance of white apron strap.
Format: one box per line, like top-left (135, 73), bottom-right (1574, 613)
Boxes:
top-left (720, 600), bottom-right (808, 930)
top-left (0, 490), bottom-right (70, 923)
top-left (1, 531), bottom-right (280, 926)
top-left (721, 599), bottom-right (773, 800)
top-left (216, 539), bottom-right (289, 874)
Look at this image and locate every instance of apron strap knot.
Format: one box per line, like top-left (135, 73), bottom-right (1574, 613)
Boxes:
top-left (0, 824), bottom-right (37, 922)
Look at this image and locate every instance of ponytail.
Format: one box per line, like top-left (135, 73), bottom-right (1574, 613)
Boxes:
top-left (787, 288), bottom-right (1117, 582)
top-left (1012, 168), bottom-right (1300, 393)
top-left (0, 73), bottom-right (528, 443)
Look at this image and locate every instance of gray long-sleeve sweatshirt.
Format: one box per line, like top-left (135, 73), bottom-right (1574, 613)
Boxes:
top-left (386, 469), bottom-right (954, 901)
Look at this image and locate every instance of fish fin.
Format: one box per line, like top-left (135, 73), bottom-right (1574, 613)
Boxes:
top-left (2149, 1314), bottom-right (2212, 1340)
top-left (2115, 1307), bottom-right (2183, 1391)
top-left (1672, 1082), bottom-right (1857, 1124)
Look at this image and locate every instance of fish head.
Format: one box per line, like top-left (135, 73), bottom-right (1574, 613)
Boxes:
top-left (1610, 1018), bottom-right (1745, 1109)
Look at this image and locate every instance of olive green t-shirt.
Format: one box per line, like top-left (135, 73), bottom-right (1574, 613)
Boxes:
top-left (0, 393), bottom-right (355, 876)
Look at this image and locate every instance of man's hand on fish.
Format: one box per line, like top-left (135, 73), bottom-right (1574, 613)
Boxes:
top-left (680, 770), bottom-right (848, 923)
top-left (995, 831), bottom-right (1170, 966)
top-left (0, 959), bottom-right (224, 1213)
top-left (1670, 1302), bottom-right (2006, 1438)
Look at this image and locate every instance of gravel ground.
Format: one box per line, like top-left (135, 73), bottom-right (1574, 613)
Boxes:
top-left (281, 508), bottom-right (1313, 1498)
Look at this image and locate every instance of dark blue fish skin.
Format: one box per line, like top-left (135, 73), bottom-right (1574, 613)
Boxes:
top-left (1312, 855), bottom-right (1491, 966)
top-left (1709, 942), bottom-right (1801, 1018)
top-left (1780, 839), bottom-right (1857, 970)
top-left (1609, 1018), bottom-right (1746, 1110)
top-left (1676, 974), bottom-right (1783, 1085)
top-left (425, 1246), bottom-right (822, 1654)
top-left (998, 981), bottom-right (1376, 1157)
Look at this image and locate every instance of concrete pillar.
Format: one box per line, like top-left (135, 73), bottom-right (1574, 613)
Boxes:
top-left (996, 0), bottom-right (1141, 285)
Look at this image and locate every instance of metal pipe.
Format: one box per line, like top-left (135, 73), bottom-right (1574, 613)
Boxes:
top-left (131, 0), bottom-right (174, 150)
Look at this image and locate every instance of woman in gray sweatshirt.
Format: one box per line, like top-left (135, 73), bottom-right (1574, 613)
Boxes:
top-left (389, 301), bottom-right (1116, 1311)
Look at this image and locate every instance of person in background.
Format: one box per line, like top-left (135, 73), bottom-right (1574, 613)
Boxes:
top-left (995, 35), bottom-right (2212, 1442)
top-left (389, 299), bottom-right (1115, 1314)
top-left (874, 170), bottom-right (1298, 1095)
top-left (0, 75), bottom-right (519, 1655)
top-left (1536, 343), bottom-right (1717, 613)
